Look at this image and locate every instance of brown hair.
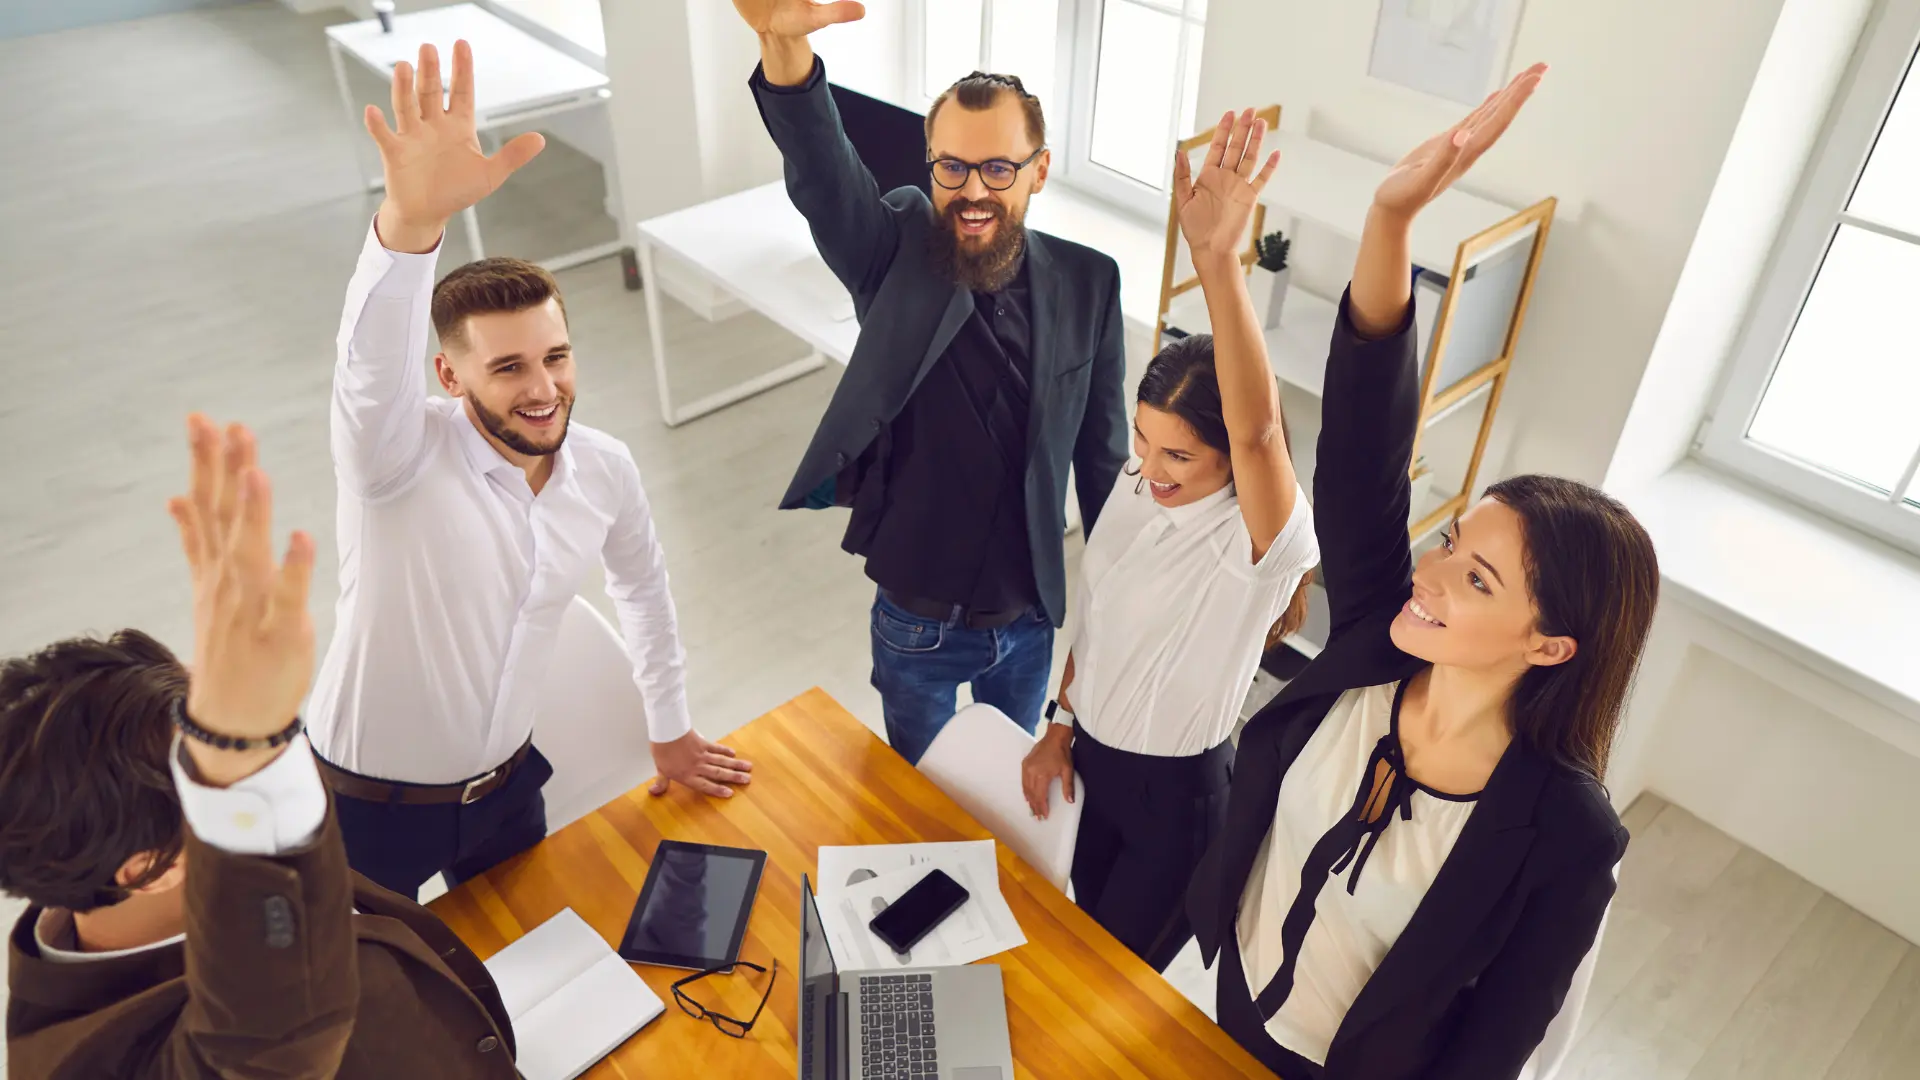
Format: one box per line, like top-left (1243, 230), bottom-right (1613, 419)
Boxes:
top-left (924, 72), bottom-right (1046, 153)
top-left (431, 257), bottom-right (567, 351)
top-left (0, 631), bottom-right (189, 912)
top-left (1486, 475), bottom-right (1660, 783)
top-left (1132, 333), bottom-right (1314, 645)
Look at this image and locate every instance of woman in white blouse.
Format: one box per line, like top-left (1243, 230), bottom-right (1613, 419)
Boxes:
top-left (1185, 67), bottom-right (1661, 1080)
top-left (1017, 108), bottom-right (1320, 973)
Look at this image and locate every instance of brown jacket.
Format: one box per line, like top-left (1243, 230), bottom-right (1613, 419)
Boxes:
top-left (6, 810), bottom-right (518, 1078)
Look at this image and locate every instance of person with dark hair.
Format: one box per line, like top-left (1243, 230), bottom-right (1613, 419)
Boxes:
top-left (312, 42), bottom-right (747, 898)
top-left (1184, 66), bottom-right (1660, 1080)
top-left (735, 0), bottom-right (1130, 764)
top-left (4, 415), bottom-right (520, 1078)
top-left (1017, 110), bottom-right (1318, 974)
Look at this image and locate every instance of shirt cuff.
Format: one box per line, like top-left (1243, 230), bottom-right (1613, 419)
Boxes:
top-left (171, 735), bottom-right (329, 856)
top-left (752, 55), bottom-right (824, 95)
top-left (359, 215), bottom-right (443, 299)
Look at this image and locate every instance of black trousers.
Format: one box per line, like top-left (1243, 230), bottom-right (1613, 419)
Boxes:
top-left (1068, 725), bottom-right (1233, 973)
top-left (328, 747), bottom-right (553, 900)
top-left (1217, 924), bottom-right (1326, 1080)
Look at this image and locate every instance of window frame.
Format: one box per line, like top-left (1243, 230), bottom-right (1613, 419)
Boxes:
top-left (1699, 0), bottom-right (1920, 555)
top-left (1056, 0), bottom-right (1209, 220)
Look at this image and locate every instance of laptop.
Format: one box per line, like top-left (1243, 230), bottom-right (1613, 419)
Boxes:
top-left (800, 874), bottom-right (1015, 1080)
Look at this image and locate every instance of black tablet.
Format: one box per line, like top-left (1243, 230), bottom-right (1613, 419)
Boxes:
top-left (618, 840), bottom-right (768, 970)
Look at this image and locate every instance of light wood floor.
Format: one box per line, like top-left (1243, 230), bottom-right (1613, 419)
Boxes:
top-left (1, 5), bottom-right (1914, 1078)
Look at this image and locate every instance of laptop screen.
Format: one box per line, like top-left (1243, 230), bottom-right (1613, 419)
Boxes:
top-left (800, 876), bottom-right (839, 1080)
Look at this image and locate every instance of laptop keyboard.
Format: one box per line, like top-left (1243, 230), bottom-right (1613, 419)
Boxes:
top-left (858, 973), bottom-right (939, 1078)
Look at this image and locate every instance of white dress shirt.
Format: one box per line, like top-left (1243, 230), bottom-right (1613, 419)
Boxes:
top-left (1065, 471), bottom-right (1319, 757)
top-left (36, 736), bottom-right (330, 964)
top-left (1236, 683), bottom-right (1477, 1064)
top-left (308, 222), bottom-right (692, 783)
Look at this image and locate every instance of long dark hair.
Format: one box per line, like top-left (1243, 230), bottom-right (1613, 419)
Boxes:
top-left (1134, 333), bottom-right (1313, 642)
top-left (1485, 475), bottom-right (1660, 783)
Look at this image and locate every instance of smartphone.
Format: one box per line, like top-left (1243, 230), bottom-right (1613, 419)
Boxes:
top-left (868, 869), bottom-right (971, 953)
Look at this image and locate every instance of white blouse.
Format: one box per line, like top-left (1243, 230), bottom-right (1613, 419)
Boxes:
top-left (1067, 469), bottom-right (1319, 757)
top-left (1237, 681), bottom-right (1480, 1065)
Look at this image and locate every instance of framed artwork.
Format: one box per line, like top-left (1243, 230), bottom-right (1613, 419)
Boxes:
top-left (1368, 0), bottom-right (1527, 106)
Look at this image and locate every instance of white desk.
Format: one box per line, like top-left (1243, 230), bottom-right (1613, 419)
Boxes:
top-left (638, 180), bottom-right (1176, 426)
top-left (325, 3), bottom-right (621, 271)
top-left (637, 183), bottom-right (854, 426)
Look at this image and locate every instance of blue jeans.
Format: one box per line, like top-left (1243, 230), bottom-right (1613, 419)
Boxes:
top-left (869, 591), bottom-right (1054, 765)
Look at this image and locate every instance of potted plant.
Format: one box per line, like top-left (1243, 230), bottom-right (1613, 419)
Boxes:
top-left (1249, 230), bottom-right (1291, 330)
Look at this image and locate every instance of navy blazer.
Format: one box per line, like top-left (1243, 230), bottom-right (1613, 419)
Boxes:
top-left (1186, 293), bottom-right (1628, 1080)
top-left (750, 61), bottom-right (1130, 626)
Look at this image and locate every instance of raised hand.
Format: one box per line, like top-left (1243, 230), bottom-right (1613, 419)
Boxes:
top-left (1373, 63), bottom-right (1546, 222)
top-left (731, 0), bottom-right (866, 37)
top-left (1173, 108), bottom-right (1280, 262)
top-left (363, 40), bottom-right (545, 252)
top-left (167, 416), bottom-right (317, 785)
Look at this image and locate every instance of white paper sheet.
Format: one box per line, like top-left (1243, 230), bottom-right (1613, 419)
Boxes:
top-left (815, 841), bottom-right (1026, 972)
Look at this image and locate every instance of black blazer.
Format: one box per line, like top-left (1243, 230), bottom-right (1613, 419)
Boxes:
top-left (750, 61), bottom-right (1130, 626)
top-left (1186, 293), bottom-right (1628, 1080)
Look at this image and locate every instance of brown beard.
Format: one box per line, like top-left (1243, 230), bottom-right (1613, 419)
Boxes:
top-left (926, 196), bottom-right (1027, 292)
top-left (469, 393), bottom-right (572, 457)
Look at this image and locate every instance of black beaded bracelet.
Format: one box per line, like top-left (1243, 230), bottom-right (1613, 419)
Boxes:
top-left (171, 697), bottom-right (304, 751)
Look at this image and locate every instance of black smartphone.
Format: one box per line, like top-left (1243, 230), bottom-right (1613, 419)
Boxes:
top-left (868, 869), bottom-right (971, 953)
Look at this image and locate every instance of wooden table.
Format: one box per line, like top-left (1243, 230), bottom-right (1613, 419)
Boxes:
top-left (431, 688), bottom-right (1276, 1079)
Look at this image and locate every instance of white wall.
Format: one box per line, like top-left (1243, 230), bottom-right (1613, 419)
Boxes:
top-left (1196, 0), bottom-right (1786, 486)
top-left (1607, 0), bottom-right (1876, 492)
top-left (1610, 601), bottom-right (1920, 944)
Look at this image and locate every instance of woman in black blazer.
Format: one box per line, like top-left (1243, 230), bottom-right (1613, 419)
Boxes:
top-left (1186, 66), bottom-right (1661, 1080)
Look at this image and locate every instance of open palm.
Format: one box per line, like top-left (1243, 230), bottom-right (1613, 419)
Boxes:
top-left (1175, 109), bottom-right (1279, 260)
top-left (730, 0), bottom-right (866, 36)
top-left (1375, 63), bottom-right (1546, 218)
top-left (363, 40), bottom-right (544, 228)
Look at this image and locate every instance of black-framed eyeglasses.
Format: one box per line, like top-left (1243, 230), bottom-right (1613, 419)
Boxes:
top-left (671, 959), bottom-right (781, 1039)
top-left (926, 147), bottom-right (1046, 191)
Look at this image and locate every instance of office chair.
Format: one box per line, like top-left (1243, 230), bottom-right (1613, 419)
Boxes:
top-left (532, 595), bottom-right (656, 831)
top-left (918, 703), bottom-right (1083, 892)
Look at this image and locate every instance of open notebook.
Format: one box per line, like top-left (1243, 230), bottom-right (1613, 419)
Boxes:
top-left (483, 907), bottom-right (666, 1080)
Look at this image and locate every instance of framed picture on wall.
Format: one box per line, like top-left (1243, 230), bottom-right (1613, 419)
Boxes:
top-left (1367, 0), bottom-right (1526, 106)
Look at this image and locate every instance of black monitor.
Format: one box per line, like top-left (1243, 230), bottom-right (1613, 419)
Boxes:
top-left (830, 82), bottom-right (931, 199)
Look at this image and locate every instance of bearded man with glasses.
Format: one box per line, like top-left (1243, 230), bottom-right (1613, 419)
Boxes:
top-left (738, 0), bottom-right (1130, 766)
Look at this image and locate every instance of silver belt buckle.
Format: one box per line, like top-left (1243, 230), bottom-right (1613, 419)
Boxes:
top-left (461, 766), bottom-right (502, 805)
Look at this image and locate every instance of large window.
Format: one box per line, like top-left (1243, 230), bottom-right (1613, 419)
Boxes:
top-left (1074, 0), bottom-right (1207, 203)
top-left (1702, 0), bottom-right (1920, 553)
top-left (907, 0), bottom-right (1206, 219)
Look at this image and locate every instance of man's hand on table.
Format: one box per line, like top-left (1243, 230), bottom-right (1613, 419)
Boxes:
top-left (650, 730), bottom-right (754, 799)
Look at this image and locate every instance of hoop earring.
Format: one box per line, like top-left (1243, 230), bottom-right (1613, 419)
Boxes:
top-left (1123, 460), bottom-right (1144, 495)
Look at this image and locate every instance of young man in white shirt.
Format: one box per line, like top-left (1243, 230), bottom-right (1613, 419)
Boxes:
top-left (309, 41), bottom-right (748, 897)
top-left (4, 415), bottom-right (519, 1078)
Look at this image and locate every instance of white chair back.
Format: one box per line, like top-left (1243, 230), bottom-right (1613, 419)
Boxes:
top-left (533, 595), bottom-right (654, 831)
top-left (917, 703), bottom-right (1082, 891)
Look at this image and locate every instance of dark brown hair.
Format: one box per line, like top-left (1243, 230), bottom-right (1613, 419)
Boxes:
top-left (432, 257), bottom-right (567, 351)
top-left (1486, 474), bottom-right (1660, 783)
top-left (0, 631), bottom-right (189, 912)
top-left (924, 71), bottom-right (1046, 153)
top-left (1134, 333), bottom-right (1314, 643)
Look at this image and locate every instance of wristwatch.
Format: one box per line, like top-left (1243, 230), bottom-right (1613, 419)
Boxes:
top-left (1044, 699), bottom-right (1076, 728)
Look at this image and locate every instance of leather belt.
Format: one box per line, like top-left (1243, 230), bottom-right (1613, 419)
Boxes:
top-left (881, 588), bottom-right (1028, 631)
top-left (316, 740), bottom-right (534, 807)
